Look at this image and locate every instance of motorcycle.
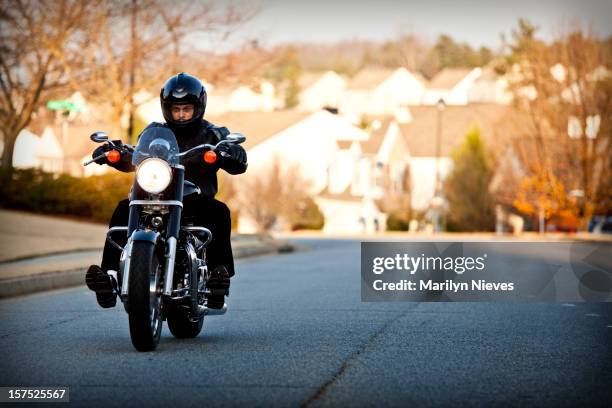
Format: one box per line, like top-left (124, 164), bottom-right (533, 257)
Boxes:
top-left (84, 127), bottom-right (246, 351)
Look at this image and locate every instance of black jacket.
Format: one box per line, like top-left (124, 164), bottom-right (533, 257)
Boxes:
top-left (106, 120), bottom-right (247, 198)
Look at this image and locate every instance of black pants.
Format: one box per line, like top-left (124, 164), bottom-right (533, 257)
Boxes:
top-left (101, 195), bottom-right (235, 277)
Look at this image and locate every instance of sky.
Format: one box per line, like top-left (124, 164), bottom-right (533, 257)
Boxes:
top-left (225, 0), bottom-right (612, 51)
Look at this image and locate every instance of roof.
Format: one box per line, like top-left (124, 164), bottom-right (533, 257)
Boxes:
top-left (347, 68), bottom-right (395, 90)
top-left (336, 140), bottom-right (353, 150)
top-left (361, 117), bottom-right (393, 155)
top-left (206, 111), bottom-right (312, 150)
top-left (411, 71), bottom-right (429, 86)
top-left (298, 72), bottom-right (326, 89)
top-left (317, 186), bottom-right (363, 202)
top-left (397, 104), bottom-right (514, 157)
top-left (428, 68), bottom-right (474, 89)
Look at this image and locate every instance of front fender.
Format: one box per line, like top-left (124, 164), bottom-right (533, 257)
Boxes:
top-left (130, 230), bottom-right (160, 245)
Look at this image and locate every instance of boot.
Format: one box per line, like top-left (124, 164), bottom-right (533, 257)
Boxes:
top-left (85, 265), bottom-right (117, 308)
top-left (206, 265), bottom-right (230, 309)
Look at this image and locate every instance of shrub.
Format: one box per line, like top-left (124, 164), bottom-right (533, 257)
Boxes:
top-left (0, 169), bottom-right (132, 223)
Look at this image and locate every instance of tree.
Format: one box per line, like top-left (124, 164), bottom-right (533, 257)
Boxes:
top-left (0, 0), bottom-right (94, 172)
top-left (444, 126), bottom-right (496, 231)
top-left (236, 158), bottom-right (321, 232)
top-left (503, 19), bottom-right (612, 224)
top-left (263, 46), bottom-right (302, 109)
top-left (72, 0), bottom-right (255, 143)
top-left (0, 0), bottom-right (257, 172)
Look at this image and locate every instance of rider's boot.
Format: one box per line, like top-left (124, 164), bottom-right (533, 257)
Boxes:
top-left (85, 265), bottom-right (117, 308)
top-left (206, 265), bottom-right (230, 309)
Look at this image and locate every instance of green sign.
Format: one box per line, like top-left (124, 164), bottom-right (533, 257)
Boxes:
top-left (46, 100), bottom-right (85, 112)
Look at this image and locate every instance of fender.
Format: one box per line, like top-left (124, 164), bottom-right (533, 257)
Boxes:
top-left (131, 229), bottom-right (160, 245)
top-left (120, 229), bottom-right (161, 309)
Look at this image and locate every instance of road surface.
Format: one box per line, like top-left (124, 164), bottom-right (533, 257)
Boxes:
top-left (1, 238), bottom-right (611, 407)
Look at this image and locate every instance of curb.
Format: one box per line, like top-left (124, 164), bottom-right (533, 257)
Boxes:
top-left (0, 241), bottom-right (294, 299)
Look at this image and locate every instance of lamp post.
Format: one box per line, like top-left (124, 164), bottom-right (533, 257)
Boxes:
top-left (434, 98), bottom-right (445, 196)
top-left (431, 98), bottom-right (445, 232)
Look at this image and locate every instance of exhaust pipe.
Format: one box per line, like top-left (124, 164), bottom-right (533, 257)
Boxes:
top-left (197, 303), bottom-right (228, 316)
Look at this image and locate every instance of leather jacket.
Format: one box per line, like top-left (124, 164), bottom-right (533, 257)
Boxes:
top-left (104, 120), bottom-right (247, 198)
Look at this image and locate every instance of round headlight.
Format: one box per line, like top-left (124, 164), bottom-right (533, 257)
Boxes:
top-left (136, 158), bottom-right (172, 194)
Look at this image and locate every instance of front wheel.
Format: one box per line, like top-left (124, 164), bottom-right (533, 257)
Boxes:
top-left (128, 241), bottom-right (163, 351)
top-left (167, 309), bottom-right (204, 338)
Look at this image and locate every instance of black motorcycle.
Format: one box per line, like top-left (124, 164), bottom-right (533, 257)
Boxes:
top-left (84, 127), bottom-right (245, 351)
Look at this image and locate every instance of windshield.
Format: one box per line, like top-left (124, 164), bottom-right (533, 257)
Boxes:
top-left (132, 127), bottom-right (180, 166)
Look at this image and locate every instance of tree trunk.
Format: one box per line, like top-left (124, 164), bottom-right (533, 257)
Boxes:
top-left (1, 129), bottom-right (18, 173)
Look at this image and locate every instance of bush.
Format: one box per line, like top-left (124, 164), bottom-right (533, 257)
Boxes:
top-left (0, 169), bottom-right (132, 223)
top-left (386, 212), bottom-right (409, 231)
top-left (290, 197), bottom-right (324, 230)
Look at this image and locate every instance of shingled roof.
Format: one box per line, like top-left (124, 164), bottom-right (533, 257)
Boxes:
top-left (347, 68), bottom-right (396, 90)
top-left (397, 104), bottom-right (514, 157)
top-left (428, 68), bottom-right (475, 89)
top-left (206, 111), bottom-right (312, 150)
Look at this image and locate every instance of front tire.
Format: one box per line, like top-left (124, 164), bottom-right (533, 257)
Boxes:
top-left (128, 241), bottom-right (163, 351)
top-left (167, 309), bottom-right (203, 338)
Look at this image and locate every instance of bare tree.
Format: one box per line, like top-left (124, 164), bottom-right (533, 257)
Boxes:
top-left (236, 158), bottom-right (315, 232)
top-left (71, 0), bottom-right (256, 142)
top-left (504, 19), bottom-right (611, 225)
top-left (0, 0), bottom-right (94, 171)
top-left (0, 0), bottom-right (258, 172)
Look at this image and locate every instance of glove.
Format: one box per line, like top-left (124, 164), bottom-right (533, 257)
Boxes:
top-left (92, 140), bottom-right (123, 165)
top-left (216, 143), bottom-right (246, 164)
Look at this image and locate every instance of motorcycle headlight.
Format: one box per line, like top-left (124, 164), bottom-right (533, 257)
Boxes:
top-left (136, 158), bottom-right (172, 194)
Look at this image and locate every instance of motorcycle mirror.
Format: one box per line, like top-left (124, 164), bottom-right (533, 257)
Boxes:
top-left (225, 133), bottom-right (246, 144)
top-left (90, 131), bottom-right (109, 143)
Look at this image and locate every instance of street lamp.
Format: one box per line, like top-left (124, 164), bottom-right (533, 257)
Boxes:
top-left (434, 98), bottom-right (445, 196)
top-left (431, 98), bottom-right (445, 232)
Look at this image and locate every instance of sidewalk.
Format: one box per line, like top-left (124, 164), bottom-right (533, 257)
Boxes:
top-left (0, 210), bottom-right (293, 298)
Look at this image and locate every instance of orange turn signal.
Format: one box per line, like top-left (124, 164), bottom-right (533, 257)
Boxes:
top-left (204, 150), bottom-right (217, 164)
top-left (106, 150), bottom-right (121, 163)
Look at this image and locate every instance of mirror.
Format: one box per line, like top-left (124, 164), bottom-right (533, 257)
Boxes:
top-left (225, 133), bottom-right (246, 144)
top-left (90, 131), bottom-right (109, 143)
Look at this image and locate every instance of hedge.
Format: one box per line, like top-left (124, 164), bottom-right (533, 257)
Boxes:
top-left (0, 169), bottom-right (132, 223)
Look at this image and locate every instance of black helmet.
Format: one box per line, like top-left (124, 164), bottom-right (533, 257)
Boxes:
top-left (160, 72), bottom-right (207, 128)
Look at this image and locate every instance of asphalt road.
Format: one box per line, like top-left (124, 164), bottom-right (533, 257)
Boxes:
top-left (0, 238), bottom-right (611, 407)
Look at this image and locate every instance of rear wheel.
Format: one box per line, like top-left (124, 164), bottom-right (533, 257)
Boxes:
top-left (128, 242), bottom-right (163, 351)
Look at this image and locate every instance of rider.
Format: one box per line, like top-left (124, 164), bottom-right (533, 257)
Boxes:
top-left (86, 72), bottom-right (247, 310)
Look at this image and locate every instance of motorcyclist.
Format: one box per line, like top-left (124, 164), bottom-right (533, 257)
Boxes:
top-left (86, 72), bottom-right (247, 310)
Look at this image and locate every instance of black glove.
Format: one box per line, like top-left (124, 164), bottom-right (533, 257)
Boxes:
top-left (216, 143), bottom-right (246, 164)
top-left (92, 140), bottom-right (123, 165)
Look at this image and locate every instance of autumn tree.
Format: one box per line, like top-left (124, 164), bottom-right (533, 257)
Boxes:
top-left (503, 19), bottom-right (611, 225)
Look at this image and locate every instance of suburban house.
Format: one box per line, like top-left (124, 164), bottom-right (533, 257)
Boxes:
top-left (3, 128), bottom-right (64, 173)
top-left (422, 67), bottom-right (482, 105)
top-left (207, 110), bottom-right (411, 234)
top-left (205, 81), bottom-right (276, 114)
top-left (340, 67), bottom-right (427, 120)
top-left (393, 104), bottom-right (511, 211)
top-left (468, 66), bottom-right (512, 104)
top-left (296, 71), bottom-right (347, 112)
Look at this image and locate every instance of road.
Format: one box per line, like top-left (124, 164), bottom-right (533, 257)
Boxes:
top-left (0, 238), bottom-right (611, 407)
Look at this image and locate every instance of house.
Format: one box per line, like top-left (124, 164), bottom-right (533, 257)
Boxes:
top-left (340, 67), bottom-right (427, 119)
top-left (297, 71), bottom-right (347, 112)
top-left (396, 104), bottom-right (510, 211)
top-left (468, 67), bottom-right (512, 104)
top-left (208, 109), bottom-right (413, 234)
top-left (206, 81), bottom-right (276, 114)
top-left (3, 128), bottom-right (64, 173)
top-left (319, 117), bottom-right (413, 233)
top-left (422, 67), bottom-right (482, 105)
